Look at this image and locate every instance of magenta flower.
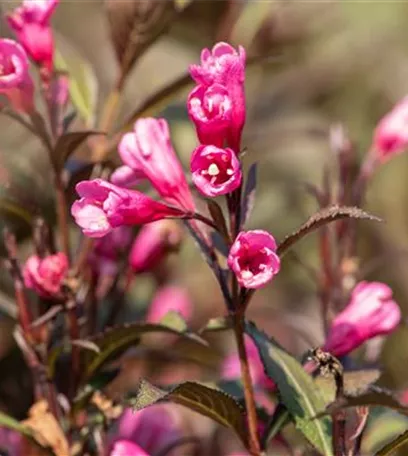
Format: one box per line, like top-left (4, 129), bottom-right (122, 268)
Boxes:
top-left (7, 0), bottom-right (58, 71)
top-left (187, 84), bottom-right (233, 147)
top-left (147, 285), bottom-right (192, 323)
top-left (324, 281), bottom-right (401, 357)
top-left (23, 252), bottom-right (68, 298)
top-left (110, 165), bottom-right (145, 188)
top-left (129, 220), bottom-right (183, 274)
top-left (191, 145), bottom-right (242, 196)
top-left (0, 39), bottom-right (34, 113)
top-left (222, 335), bottom-right (274, 390)
top-left (110, 440), bottom-right (149, 456)
top-left (0, 427), bottom-right (22, 456)
top-left (189, 42), bottom-right (246, 87)
top-left (118, 118), bottom-right (195, 211)
top-left (228, 230), bottom-right (280, 289)
top-left (71, 179), bottom-right (185, 238)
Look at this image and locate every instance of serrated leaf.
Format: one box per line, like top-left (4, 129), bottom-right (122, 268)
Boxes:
top-left (246, 321), bottom-right (333, 455)
top-left (55, 35), bottom-right (97, 126)
top-left (277, 205), bottom-right (382, 256)
top-left (128, 380), bottom-right (248, 446)
top-left (199, 316), bottom-right (233, 334)
top-left (52, 131), bottom-right (103, 170)
top-left (375, 429), bottom-right (408, 456)
top-left (241, 162), bottom-right (257, 228)
top-left (261, 404), bottom-right (291, 450)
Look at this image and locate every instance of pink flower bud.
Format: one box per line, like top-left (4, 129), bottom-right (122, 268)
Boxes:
top-left (222, 335), bottom-right (274, 390)
top-left (110, 165), bottom-right (145, 188)
top-left (0, 39), bottom-right (34, 113)
top-left (7, 0), bottom-right (58, 72)
top-left (110, 440), bottom-right (149, 456)
top-left (373, 96), bottom-right (408, 161)
top-left (114, 405), bottom-right (183, 455)
top-left (189, 42), bottom-right (246, 87)
top-left (147, 285), bottom-right (192, 323)
top-left (191, 145), bottom-right (242, 196)
top-left (187, 84), bottom-right (233, 147)
top-left (324, 281), bottom-right (401, 357)
top-left (118, 118), bottom-right (195, 212)
top-left (129, 220), bottom-right (183, 274)
top-left (23, 252), bottom-right (68, 298)
top-left (71, 179), bottom-right (185, 238)
top-left (227, 230), bottom-right (281, 289)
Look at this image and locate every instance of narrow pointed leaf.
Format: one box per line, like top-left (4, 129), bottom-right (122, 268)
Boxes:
top-left (261, 404), bottom-right (291, 450)
top-left (241, 162), bottom-right (257, 228)
top-left (375, 429), bottom-right (408, 456)
top-left (246, 321), bottom-right (333, 455)
top-left (127, 380), bottom-right (248, 446)
top-left (207, 200), bottom-right (229, 241)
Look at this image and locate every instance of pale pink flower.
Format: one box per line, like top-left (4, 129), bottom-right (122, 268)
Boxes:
top-left (373, 96), bottom-right (408, 161)
top-left (71, 179), bottom-right (185, 238)
top-left (147, 285), bottom-right (192, 323)
top-left (110, 165), bottom-right (145, 188)
top-left (324, 281), bottom-right (401, 357)
top-left (227, 230), bottom-right (280, 289)
top-left (187, 84), bottom-right (233, 147)
top-left (23, 252), bottom-right (68, 298)
top-left (110, 440), bottom-right (149, 456)
top-left (222, 335), bottom-right (274, 390)
top-left (0, 39), bottom-right (34, 112)
top-left (129, 220), bottom-right (183, 274)
top-left (118, 118), bottom-right (195, 211)
top-left (191, 145), bottom-right (242, 196)
top-left (7, 0), bottom-right (58, 71)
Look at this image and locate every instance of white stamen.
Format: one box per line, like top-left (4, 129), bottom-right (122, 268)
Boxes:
top-left (241, 270), bottom-right (253, 279)
top-left (226, 169), bottom-right (233, 175)
top-left (208, 163), bottom-right (220, 176)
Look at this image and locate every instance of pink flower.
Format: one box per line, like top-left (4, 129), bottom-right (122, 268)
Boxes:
top-left (7, 0), bottom-right (58, 71)
top-left (23, 252), bottom-right (68, 298)
top-left (113, 405), bottom-right (183, 455)
top-left (110, 165), bottom-right (145, 188)
top-left (118, 118), bottom-right (195, 211)
top-left (0, 39), bottom-right (34, 112)
top-left (147, 285), bottom-right (192, 323)
top-left (110, 440), bottom-right (149, 456)
top-left (191, 145), bottom-right (242, 196)
top-left (71, 179), bottom-right (186, 238)
top-left (222, 335), bottom-right (274, 390)
top-left (129, 220), bottom-right (183, 274)
top-left (187, 84), bottom-right (233, 147)
top-left (189, 42), bottom-right (246, 87)
top-left (324, 281), bottom-right (401, 357)
top-left (227, 230), bottom-right (281, 289)
top-left (0, 427), bottom-right (22, 456)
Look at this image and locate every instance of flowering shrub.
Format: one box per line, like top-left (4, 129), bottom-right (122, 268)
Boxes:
top-left (0, 2), bottom-right (407, 456)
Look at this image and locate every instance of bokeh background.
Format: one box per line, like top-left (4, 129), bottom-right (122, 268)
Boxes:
top-left (1, 0), bottom-right (408, 453)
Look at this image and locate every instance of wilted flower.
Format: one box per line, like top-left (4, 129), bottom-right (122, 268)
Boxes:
top-left (129, 220), bottom-right (183, 274)
top-left (71, 179), bottom-right (185, 238)
top-left (228, 230), bottom-right (281, 289)
top-left (7, 0), bottom-right (59, 71)
top-left (373, 96), bottom-right (408, 162)
top-left (0, 39), bottom-right (34, 112)
top-left (187, 84), bottom-right (233, 147)
top-left (147, 285), bottom-right (192, 323)
top-left (118, 118), bottom-right (195, 212)
top-left (324, 281), bottom-right (401, 357)
top-left (110, 440), bottom-right (149, 456)
top-left (191, 144), bottom-right (242, 196)
top-left (23, 252), bottom-right (68, 298)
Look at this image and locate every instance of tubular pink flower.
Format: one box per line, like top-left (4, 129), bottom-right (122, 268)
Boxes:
top-left (110, 440), bottom-right (149, 456)
top-left (147, 285), bottom-right (192, 323)
top-left (324, 281), bottom-right (401, 357)
top-left (228, 230), bottom-right (281, 289)
top-left (110, 165), bottom-right (145, 188)
top-left (23, 252), bottom-right (68, 298)
top-left (191, 145), bottom-right (242, 197)
top-left (118, 118), bottom-right (195, 211)
top-left (7, 0), bottom-right (58, 71)
top-left (129, 220), bottom-right (183, 274)
top-left (0, 39), bottom-right (34, 112)
top-left (187, 84), bottom-right (233, 147)
top-left (71, 179), bottom-right (185, 238)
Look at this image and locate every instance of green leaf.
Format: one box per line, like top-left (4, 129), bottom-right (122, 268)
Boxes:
top-left (277, 205), bottom-right (382, 256)
top-left (55, 35), bottom-right (97, 126)
top-left (199, 316), bottom-right (233, 334)
top-left (375, 429), bottom-right (408, 456)
top-left (246, 321), bottom-right (333, 455)
top-left (261, 403), bottom-right (291, 450)
top-left (127, 380), bottom-right (248, 446)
